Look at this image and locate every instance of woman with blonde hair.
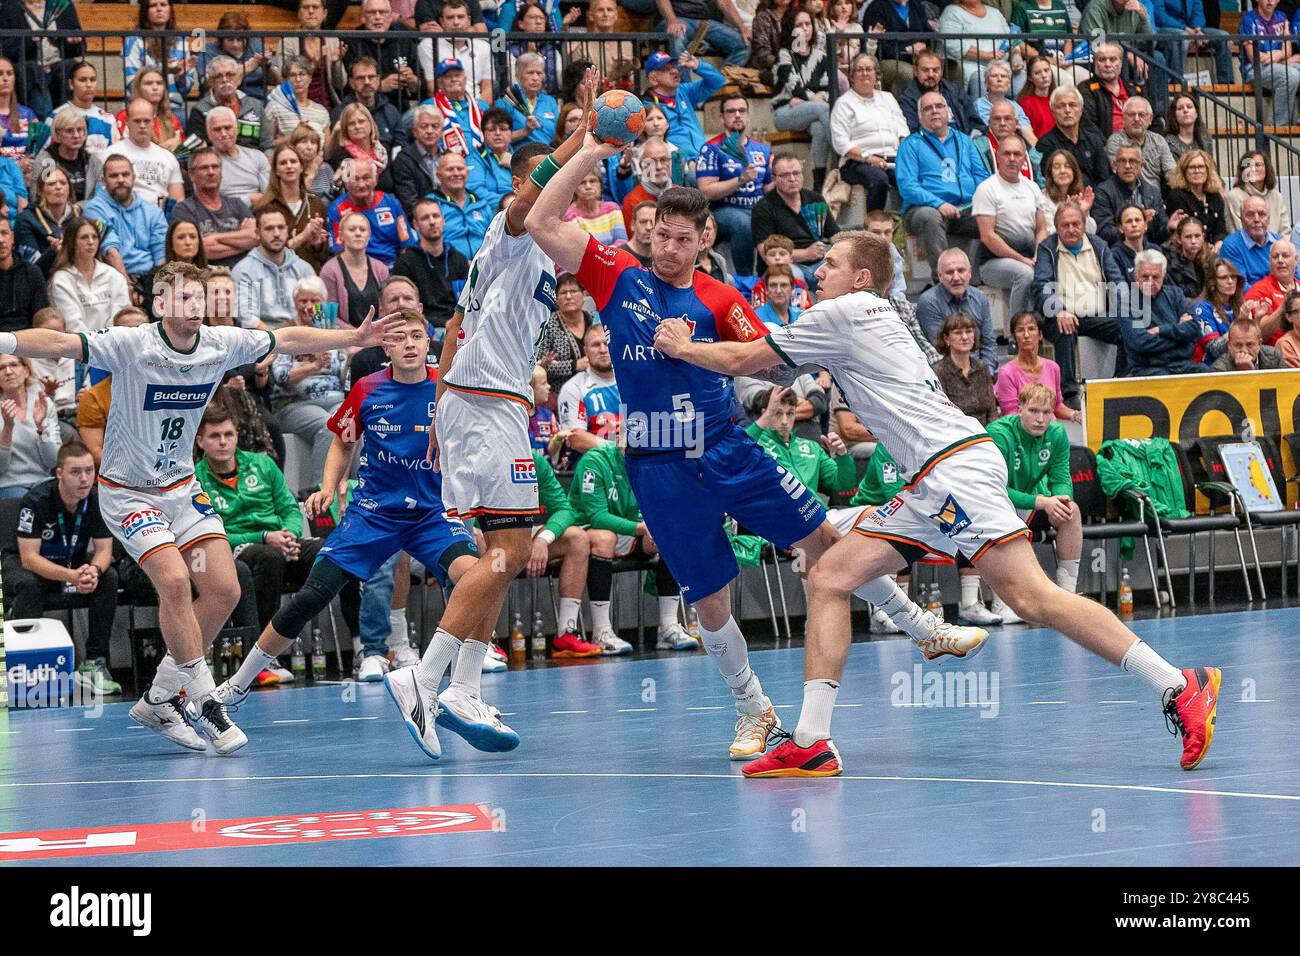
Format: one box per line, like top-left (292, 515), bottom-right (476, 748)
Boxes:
top-left (1166, 149), bottom-right (1227, 245)
top-left (16, 165), bottom-right (77, 275)
top-left (31, 110), bottom-right (94, 203)
top-left (1226, 150), bottom-right (1291, 235)
top-left (320, 211), bottom-right (389, 328)
top-left (325, 102), bottom-right (388, 173)
top-left (254, 144), bottom-right (330, 272)
top-left (0, 353), bottom-right (60, 500)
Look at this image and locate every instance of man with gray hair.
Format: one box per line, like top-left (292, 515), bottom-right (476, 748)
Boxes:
top-left (1036, 85), bottom-right (1110, 187)
top-left (381, 103), bottom-right (443, 217)
top-left (973, 133), bottom-right (1047, 320)
top-left (207, 106), bottom-right (271, 206)
top-left (1121, 248), bottom-right (1205, 377)
top-left (915, 247), bottom-right (998, 373)
top-left (1105, 97), bottom-right (1175, 193)
top-left (187, 55), bottom-right (272, 150)
top-left (496, 52), bottom-right (559, 147)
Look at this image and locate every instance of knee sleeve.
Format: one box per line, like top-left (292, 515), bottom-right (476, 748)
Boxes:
top-left (270, 557), bottom-right (358, 640)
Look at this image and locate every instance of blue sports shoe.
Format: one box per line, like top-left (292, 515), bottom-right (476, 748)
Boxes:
top-left (436, 685), bottom-right (520, 752)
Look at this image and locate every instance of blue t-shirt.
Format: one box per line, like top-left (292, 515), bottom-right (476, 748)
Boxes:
top-left (327, 191), bottom-right (416, 266)
top-left (576, 235), bottom-right (767, 456)
top-left (696, 135), bottom-right (772, 210)
top-left (326, 368), bottom-right (445, 515)
top-left (529, 405), bottom-right (556, 452)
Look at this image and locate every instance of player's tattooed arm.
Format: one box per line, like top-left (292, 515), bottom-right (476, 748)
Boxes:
top-left (0, 328), bottom-right (84, 361)
top-left (653, 318), bottom-right (790, 379)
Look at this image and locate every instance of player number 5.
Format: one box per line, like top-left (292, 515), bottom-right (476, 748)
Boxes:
top-left (671, 393), bottom-right (694, 423)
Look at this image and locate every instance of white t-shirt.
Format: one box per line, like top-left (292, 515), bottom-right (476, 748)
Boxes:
top-left (448, 210), bottom-right (557, 406)
top-left (765, 291), bottom-right (985, 480)
top-left (219, 146), bottom-right (272, 207)
top-left (80, 323), bottom-right (275, 488)
top-left (971, 172), bottom-right (1049, 254)
top-left (420, 37), bottom-right (495, 93)
top-left (101, 140), bottom-right (182, 208)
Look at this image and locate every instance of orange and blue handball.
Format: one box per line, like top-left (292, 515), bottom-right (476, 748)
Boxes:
top-left (590, 91), bottom-right (645, 147)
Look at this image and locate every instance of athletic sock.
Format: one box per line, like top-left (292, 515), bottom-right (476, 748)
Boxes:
top-left (959, 575), bottom-right (982, 609)
top-left (557, 596), bottom-right (582, 635)
top-left (1055, 559), bottom-right (1081, 594)
top-left (448, 640), bottom-right (488, 696)
top-left (793, 678), bottom-right (839, 748)
top-left (177, 656), bottom-right (216, 705)
top-left (589, 601), bottom-right (612, 634)
top-left (700, 616), bottom-right (769, 716)
top-left (145, 654), bottom-right (183, 704)
top-left (1121, 639), bottom-right (1186, 701)
top-left (232, 644), bottom-right (280, 693)
top-left (854, 577), bottom-right (937, 641)
top-left (388, 608), bottom-right (409, 649)
top-left (657, 596), bottom-right (680, 634)
top-left (416, 628), bottom-right (462, 691)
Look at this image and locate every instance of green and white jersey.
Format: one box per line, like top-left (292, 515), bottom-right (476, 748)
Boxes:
top-left (80, 323), bottom-right (275, 489)
top-left (447, 210), bottom-right (558, 407)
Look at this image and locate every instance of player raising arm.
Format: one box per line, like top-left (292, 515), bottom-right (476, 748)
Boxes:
top-left (0, 262), bottom-right (404, 757)
top-left (654, 233), bottom-right (1220, 778)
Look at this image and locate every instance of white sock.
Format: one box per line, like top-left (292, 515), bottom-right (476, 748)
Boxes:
top-left (700, 616), bottom-right (769, 716)
top-left (558, 596), bottom-right (582, 635)
top-left (145, 654), bottom-right (183, 704)
top-left (1121, 640), bottom-right (1186, 701)
top-left (177, 656), bottom-right (215, 705)
top-left (590, 600), bottom-right (612, 634)
top-left (448, 640), bottom-right (488, 695)
top-left (1055, 559), bottom-right (1080, 594)
top-left (232, 644), bottom-right (280, 692)
top-left (658, 596), bottom-right (680, 632)
top-left (794, 679), bottom-right (839, 747)
top-left (854, 577), bottom-right (937, 641)
top-left (388, 608), bottom-right (409, 649)
top-left (416, 628), bottom-right (462, 690)
top-left (960, 575), bottom-right (982, 609)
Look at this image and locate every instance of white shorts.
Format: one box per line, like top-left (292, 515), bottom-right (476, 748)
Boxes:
top-left (98, 476), bottom-right (227, 564)
top-left (827, 505), bottom-right (872, 538)
top-left (436, 387), bottom-right (541, 527)
top-left (851, 440), bottom-right (1029, 561)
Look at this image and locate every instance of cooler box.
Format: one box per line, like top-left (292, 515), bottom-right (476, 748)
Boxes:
top-left (3, 619), bottom-right (74, 708)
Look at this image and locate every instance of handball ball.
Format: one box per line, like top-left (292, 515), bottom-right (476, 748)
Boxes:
top-left (590, 91), bottom-right (645, 147)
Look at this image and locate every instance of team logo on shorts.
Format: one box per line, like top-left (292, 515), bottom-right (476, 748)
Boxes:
top-left (120, 509), bottom-right (167, 539)
top-left (511, 458), bottom-right (538, 484)
top-left (865, 494), bottom-right (904, 526)
top-left (192, 492), bottom-right (216, 517)
top-left (930, 495), bottom-right (971, 537)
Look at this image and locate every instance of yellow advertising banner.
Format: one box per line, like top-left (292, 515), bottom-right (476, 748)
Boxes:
top-left (1083, 369), bottom-right (1300, 476)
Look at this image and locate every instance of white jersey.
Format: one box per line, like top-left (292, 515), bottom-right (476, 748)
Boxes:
top-left (766, 290), bottom-right (987, 481)
top-left (81, 323), bottom-right (275, 489)
top-left (448, 210), bottom-right (557, 406)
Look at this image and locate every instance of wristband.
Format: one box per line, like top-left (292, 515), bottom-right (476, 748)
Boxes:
top-left (528, 155), bottom-right (562, 190)
top-left (0, 332), bottom-right (16, 354)
top-left (537, 529), bottom-right (556, 546)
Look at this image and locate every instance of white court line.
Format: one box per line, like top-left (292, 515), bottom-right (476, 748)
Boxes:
top-left (1099, 700), bottom-right (1136, 704)
top-left (686, 706), bottom-right (725, 711)
top-left (497, 713), bottom-right (516, 717)
top-left (3, 771), bottom-right (1299, 804)
top-left (550, 710), bottom-right (588, 715)
top-left (340, 717), bottom-right (379, 721)
top-left (1239, 699), bottom-right (1275, 703)
top-left (272, 719), bottom-right (309, 724)
top-left (0, 731), bottom-right (18, 735)
top-left (617, 708), bottom-right (656, 713)
top-left (1028, 701), bottom-right (1067, 705)
top-left (55, 728), bottom-right (95, 733)
top-left (834, 704), bottom-right (863, 708)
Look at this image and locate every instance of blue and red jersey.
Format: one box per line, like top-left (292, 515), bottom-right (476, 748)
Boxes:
top-left (326, 191), bottom-right (416, 266)
top-left (327, 368), bottom-right (445, 515)
top-left (696, 134), bottom-right (772, 210)
top-left (576, 235), bottom-right (766, 455)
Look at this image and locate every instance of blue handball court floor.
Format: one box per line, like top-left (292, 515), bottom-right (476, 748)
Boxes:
top-left (0, 608), bottom-right (1297, 867)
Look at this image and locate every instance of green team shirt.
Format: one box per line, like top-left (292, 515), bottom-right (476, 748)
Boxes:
top-left (986, 414), bottom-right (1072, 511)
top-left (1011, 0), bottom-right (1070, 41)
top-left (848, 444), bottom-right (905, 507)
top-left (195, 448), bottom-right (303, 547)
top-left (745, 422), bottom-right (857, 503)
top-left (569, 442), bottom-right (641, 536)
top-left (535, 451), bottom-right (576, 539)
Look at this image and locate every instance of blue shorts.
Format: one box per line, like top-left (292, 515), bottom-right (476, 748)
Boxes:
top-left (317, 506), bottom-right (478, 585)
top-left (625, 425), bottom-right (826, 600)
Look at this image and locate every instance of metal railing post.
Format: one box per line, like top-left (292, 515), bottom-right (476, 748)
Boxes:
top-left (1253, 37), bottom-right (1267, 151)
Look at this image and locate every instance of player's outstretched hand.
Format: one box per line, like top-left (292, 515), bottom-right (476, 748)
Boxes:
top-left (305, 488), bottom-right (334, 520)
top-left (575, 65), bottom-right (599, 114)
top-left (653, 317), bottom-right (694, 359)
top-left (355, 308), bottom-right (406, 349)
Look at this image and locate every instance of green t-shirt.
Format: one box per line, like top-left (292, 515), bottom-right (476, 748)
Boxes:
top-left (986, 414), bottom-right (1072, 511)
top-left (849, 444), bottom-right (905, 507)
top-left (195, 448), bottom-right (302, 548)
top-left (569, 442), bottom-right (640, 536)
top-left (1011, 0), bottom-right (1071, 47)
top-left (745, 422), bottom-right (857, 503)
top-left (535, 451), bottom-right (576, 539)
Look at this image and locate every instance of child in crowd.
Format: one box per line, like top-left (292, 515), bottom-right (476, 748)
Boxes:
top-left (750, 234), bottom-right (812, 310)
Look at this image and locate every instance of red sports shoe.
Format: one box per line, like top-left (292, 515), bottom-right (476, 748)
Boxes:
top-left (1164, 666), bottom-right (1221, 770)
top-left (254, 669), bottom-right (280, 687)
top-left (742, 734), bottom-right (843, 778)
top-left (551, 632), bottom-right (602, 658)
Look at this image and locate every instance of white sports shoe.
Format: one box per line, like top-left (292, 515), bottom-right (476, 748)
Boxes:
top-left (383, 667), bottom-right (441, 760)
top-left (729, 706), bottom-right (781, 760)
top-left (656, 623), bottom-right (700, 651)
top-left (481, 645), bottom-right (507, 673)
top-left (391, 644), bottom-right (420, 669)
top-left (269, 666), bottom-right (294, 684)
top-left (913, 622), bottom-right (989, 664)
top-left (129, 694), bottom-right (206, 752)
top-left (957, 602), bottom-right (1003, 626)
top-left (990, 596), bottom-right (1024, 625)
top-left (593, 627), bottom-right (633, 656)
top-left (193, 697), bottom-right (249, 755)
top-left (358, 654), bottom-right (390, 682)
top-left (869, 608), bottom-right (903, 634)
top-left (437, 685), bottom-right (521, 751)
top-left (212, 679), bottom-right (249, 713)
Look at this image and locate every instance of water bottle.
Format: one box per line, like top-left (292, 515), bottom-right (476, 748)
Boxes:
top-left (219, 637), bottom-right (233, 681)
top-left (686, 607), bottom-right (701, 644)
top-left (312, 628), bottom-right (326, 682)
top-left (1119, 569), bottom-right (1134, 617)
top-left (531, 610), bottom-right (547, 660)
top-left (510, 614), bottom-right (527, 664)
top-left (291, 639), bottom-right (306, 676)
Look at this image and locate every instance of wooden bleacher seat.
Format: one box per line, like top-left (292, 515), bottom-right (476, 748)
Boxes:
top-left (74, 3), bottom-right (361, 56)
